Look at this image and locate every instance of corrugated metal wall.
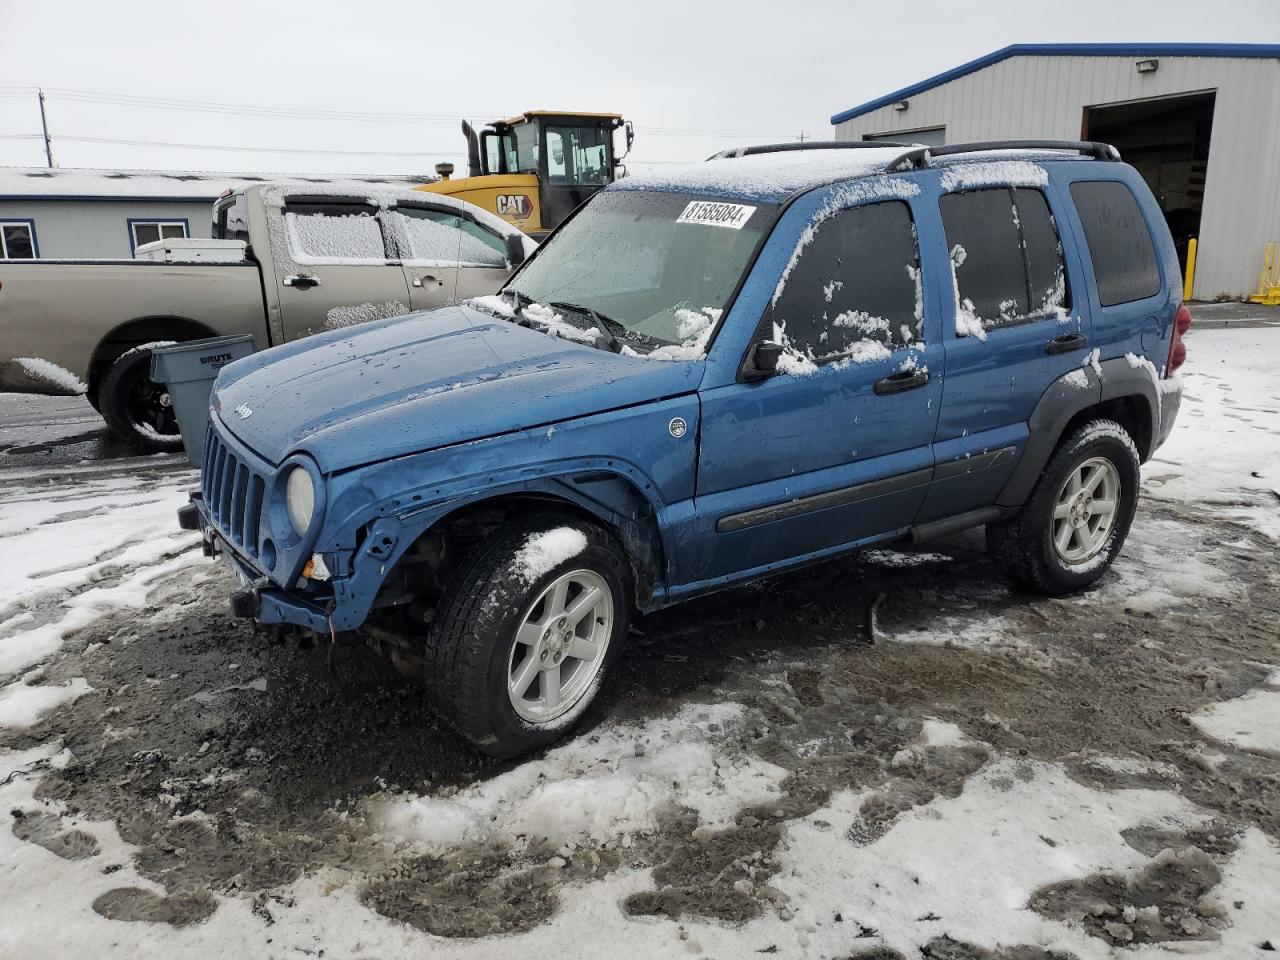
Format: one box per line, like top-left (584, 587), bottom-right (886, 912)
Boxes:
top-left (0, 199), bottom-right (214, 259)
top-left (834, 56), bottom-right (1280, 299)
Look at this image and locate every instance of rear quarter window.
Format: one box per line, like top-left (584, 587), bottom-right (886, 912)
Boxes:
top-left (1068, 181), bottom-right (1161, 306)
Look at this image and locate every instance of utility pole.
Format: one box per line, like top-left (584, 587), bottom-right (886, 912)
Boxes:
top-left (798, 130), bottom-right (807, 144)
top-left (37, 88), bottom-right (54, 168)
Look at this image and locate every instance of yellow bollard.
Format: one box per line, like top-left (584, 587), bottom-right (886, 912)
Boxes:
top-left (1183, 238), bottom-right (1198, 302)
top-left (1251, 242), bottom-right (1280, 306)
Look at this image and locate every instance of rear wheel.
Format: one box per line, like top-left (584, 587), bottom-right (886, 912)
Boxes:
top-left (423, 515), bottom-right (630, 757)
top-left (98, 344), bottom-right (182, 453)
top-left (987, 419), bottom-right (1140, 595)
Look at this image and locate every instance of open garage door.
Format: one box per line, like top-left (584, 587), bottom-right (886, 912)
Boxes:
top-left (1084, 92), bottom-right (1214, 271)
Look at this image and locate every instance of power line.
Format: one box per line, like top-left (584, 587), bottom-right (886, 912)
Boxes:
top-left (50, 134), bottom-right (470, 158)
top-left (0, 85), bottom-right (807, 139)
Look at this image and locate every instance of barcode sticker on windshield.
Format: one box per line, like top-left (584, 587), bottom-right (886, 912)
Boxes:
top-left (677, 201), bottom-right (757, 230)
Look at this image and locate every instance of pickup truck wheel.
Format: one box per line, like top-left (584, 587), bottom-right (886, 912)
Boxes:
top-left (424, 516), bottom-right (631, 758)
top-left (99, 345), bottom-right (183, 453)
top-left (986, 419), bottom-right (1140, 595)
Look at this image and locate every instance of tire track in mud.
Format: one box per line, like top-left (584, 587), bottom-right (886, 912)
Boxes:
top-left (0, 499), bottom-right (1276, 948)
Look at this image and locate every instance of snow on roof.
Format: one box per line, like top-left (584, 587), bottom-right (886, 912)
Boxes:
top-left (0, 166), bottom-right (434, 201)
top-left (832, 43), bottom-right (1280, 124)
top-left (614, 147), bottom-right (920, 203)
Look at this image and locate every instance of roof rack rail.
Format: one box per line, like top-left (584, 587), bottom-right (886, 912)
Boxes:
top-left (707, 140), bottom-right (910, 161)
top-left (928, 140), bottom-right (1121, 161)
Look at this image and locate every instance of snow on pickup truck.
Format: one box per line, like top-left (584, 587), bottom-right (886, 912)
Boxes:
top-left (0, 185), bottom-right (535, 449)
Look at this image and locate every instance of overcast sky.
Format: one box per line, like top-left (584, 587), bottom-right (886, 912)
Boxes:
top-left (0, 0), bottom-right (1274, 176)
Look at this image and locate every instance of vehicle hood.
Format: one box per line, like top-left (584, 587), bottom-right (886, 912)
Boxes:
top-left (212, 304), bottom-right (703, 472)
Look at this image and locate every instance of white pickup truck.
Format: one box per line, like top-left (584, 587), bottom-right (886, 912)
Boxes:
top-left (0, 184), bottom-right (535, 449)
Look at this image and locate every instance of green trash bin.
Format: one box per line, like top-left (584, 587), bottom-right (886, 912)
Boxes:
top-left (150, 335), bottom-right (257, 465)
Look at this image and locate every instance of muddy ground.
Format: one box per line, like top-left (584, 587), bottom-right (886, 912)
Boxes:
top-left (2, 483), bottom-right (1277, 955)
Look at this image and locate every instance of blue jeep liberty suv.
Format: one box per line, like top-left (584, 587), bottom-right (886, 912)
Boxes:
top-left (182, 140), bottom-right (1190, 756)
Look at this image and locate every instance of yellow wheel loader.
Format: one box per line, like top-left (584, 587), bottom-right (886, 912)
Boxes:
top-left (417, 111), bottom-right (633, 240)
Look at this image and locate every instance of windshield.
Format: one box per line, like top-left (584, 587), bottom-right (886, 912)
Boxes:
top-left (500, 189), bottom-right (775, 356)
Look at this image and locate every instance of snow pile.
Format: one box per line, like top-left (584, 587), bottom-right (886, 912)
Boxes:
top-left (1191, 670), bottom-right (1280, 758)
top-left (511, 527), bottom-right (588, 584)
top-left (12, 358), bottom-right (87, 395)
top-left (938, 159), bottom-right (1048, 191)
top-left (467, 294), bottom-right (516, 318)
top-left (373, 702), bottom-right (787, 852)
top-left (522, 302), bottom-right (601, 346)
top-left (0, 675), bottom-right (92, 729)
top-left (1141, 327), bottom-right (1280, 538)
top-left (646, 307), bottom-right (722, 361)
top-left (324, 300), bottom-right (408, 330)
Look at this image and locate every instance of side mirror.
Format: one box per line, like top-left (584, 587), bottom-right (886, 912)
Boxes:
top-left (744, 340), bottom-right (784, 380)
top-left (505, 234), bottom-right (527, 268)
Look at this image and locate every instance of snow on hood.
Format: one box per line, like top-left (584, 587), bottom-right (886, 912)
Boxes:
top-left (211, 304), bottom-right (702, 472)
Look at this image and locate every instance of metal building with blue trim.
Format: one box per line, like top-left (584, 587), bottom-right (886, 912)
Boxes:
top-left (831, 43), bottom-right (1280, 300)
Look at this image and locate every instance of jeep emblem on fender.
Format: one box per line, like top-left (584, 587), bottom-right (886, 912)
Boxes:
top-left (668, 417), bottom-right (687, 439)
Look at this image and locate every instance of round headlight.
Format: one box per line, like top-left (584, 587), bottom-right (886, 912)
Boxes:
top-left (285, 466), bottom-right (315, 535)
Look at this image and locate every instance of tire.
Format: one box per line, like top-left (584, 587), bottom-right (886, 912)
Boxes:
top-left (423, 515), bottom-right (631, 757)
top-left (987, 419), bottom-right (1140, 595)
top-left (98, 344), bottom-right (183, 453)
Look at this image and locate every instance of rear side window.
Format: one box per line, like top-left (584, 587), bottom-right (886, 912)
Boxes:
top-left (1069, 180), bottom-right (1161, 306)
top-left (940, 187), bottom-right (1069, 335)
top-left (284, 201), bottom-right (387, 263)
top-left (770, 200), bottom-right (922, 361)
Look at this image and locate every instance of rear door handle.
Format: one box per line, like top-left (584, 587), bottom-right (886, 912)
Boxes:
top-left (1045, 333), bottom-right (1086, 355)
top-left (874, 368), bottom-right (930, 395)
top-left (284, 275), bottom-right (320, 290)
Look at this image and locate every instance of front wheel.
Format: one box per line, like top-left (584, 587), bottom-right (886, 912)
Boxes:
top-left (98, 344), bottom-right (182, 453)
top-left (987, 419), bottom-right (1140, 595)
top-left (423, 516), bottom-right (631, 757)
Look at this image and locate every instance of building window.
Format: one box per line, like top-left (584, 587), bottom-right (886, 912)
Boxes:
top-left (1, 220), bottom-right (37, 259)
top-left (129, 220), bottom-right (188, 252)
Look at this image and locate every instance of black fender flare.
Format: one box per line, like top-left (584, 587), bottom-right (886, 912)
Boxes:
top-left (996, 358), bottom-right (1158, 508)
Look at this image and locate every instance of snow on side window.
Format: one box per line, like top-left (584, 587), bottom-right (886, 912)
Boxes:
top-left (396, 209), bottom-right (508, 267)
top-left (940, 187), bottom-right (1070, 338)
top-left (284, 205), bottom-right (386, 263)
top-left (768, 200), bottom-right (922, 371)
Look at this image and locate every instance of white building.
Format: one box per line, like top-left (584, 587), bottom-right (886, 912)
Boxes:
top-left (831, 43), bottom-right (1280, 300)
top-left (0, 167), bottom-right (431, 261)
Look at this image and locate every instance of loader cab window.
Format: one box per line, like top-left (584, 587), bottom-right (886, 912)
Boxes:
top-left (545, 125), bottom-right (611, 186)
top-left (500, 123), bottom-right (539, 175)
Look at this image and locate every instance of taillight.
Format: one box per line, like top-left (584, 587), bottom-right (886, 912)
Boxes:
top-left (1166, 304), bottom-right (1192, 377)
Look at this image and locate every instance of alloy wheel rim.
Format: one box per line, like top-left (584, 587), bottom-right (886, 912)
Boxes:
top-left (507, 568), bottom-right (613, 723)
top-left (1051, 456), bottom-right (1120, 564)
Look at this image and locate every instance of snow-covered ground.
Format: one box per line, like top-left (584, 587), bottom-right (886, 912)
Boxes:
top-left (0, 324), bottom-right (1276, 958)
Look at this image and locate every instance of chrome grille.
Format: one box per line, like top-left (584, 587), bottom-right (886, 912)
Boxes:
top-left (202, 425), bottom-right (266, 559)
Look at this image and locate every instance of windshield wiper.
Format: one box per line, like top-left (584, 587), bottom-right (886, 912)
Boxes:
top-left (548, 301), bottom-right (623, 353)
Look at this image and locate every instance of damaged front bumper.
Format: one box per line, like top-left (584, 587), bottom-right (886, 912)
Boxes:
top-left (181, 493), bottom-right (336, 635)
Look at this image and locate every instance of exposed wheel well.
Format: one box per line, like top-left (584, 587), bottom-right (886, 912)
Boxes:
top-left (87, 316), bottom-right (218, 406)
top-left (365, 486), bottom-right (666, 641)
top-left (1061, 394), bottom-right (1154, 461)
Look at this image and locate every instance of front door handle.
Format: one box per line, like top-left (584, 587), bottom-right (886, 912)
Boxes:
top-left (284, 274), bottom-right (320, 290)
top-left (1046, 333), bottom-right (1087, 355)
top-left (874, 368), bottom-right (930, 395)
top-left (412, 275), bottom-right (441, 288)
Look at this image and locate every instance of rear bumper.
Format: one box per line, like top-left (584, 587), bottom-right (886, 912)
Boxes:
top-left (1155, 378), bottom-right (1183, 452)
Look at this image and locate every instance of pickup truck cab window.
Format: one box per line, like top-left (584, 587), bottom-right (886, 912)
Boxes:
top-left (507, 190), bottom-right (776, 352)
top-left (283, 201), bottom-right (389, 262)
top-left (394, 207), bottom-right (508, 267)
